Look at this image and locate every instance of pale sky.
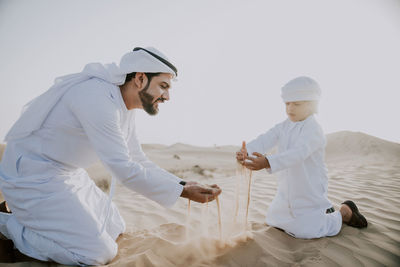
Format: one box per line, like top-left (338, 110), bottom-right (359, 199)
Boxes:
top-left (0, 0), bottom-right (399, 146)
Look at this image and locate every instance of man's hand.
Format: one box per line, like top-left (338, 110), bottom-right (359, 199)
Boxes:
top-left (243, 152), bottom-right (270, 171)
top-left (236, 141), bottom-right (248, 165)
top-left (180, 183), bottom-right (221, 203)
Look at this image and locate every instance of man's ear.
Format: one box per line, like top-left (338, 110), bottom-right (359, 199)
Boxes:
top-left (134, 73), bottom-right (148, 91)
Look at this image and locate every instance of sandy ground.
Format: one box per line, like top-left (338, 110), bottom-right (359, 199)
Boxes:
top-left (0, 131), bottom-right (399, 266)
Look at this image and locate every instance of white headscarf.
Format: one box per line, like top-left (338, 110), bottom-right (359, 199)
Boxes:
top-left (281, 76), bottom-right (321, 102)
top-left (5, 47), bottom-right (177, 142)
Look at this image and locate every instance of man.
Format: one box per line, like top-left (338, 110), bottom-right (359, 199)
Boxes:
top-left (0, 47), bottom-right (221, 265)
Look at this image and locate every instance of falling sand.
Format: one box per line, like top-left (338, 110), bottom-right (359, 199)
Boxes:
top-left (233, 155), bottom-right (254, 229)
top-left (185, 164), bottom-right (252, 249)
top-left (245, 169), bottom-right (253, 229)
top-left (215, 196), bottom-right (222, 241)
top-left (185, 199), bottom-right (191, 239)
top-left (183, 164), bottom-right (253, 249)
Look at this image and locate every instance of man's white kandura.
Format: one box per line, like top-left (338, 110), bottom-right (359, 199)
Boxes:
top-left (0, 48), bottom-right (183, 265)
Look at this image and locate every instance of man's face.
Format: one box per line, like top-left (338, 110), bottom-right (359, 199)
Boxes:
top-left (285, 101), bottom-right (312, 122)
top-left (139, 73), bottom-right (173, 115)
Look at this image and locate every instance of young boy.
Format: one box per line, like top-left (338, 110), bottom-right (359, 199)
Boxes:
top-left (236, 76), bottom-right (367, 239)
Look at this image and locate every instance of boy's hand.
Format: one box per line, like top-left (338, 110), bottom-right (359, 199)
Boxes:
top-left (236, 141), bottom-right (248, 164)
top-left (243, 152), bottom-right (270, 171)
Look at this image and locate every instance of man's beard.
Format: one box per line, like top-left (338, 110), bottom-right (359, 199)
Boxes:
top-left (139, 83), bottom-right (159, 115)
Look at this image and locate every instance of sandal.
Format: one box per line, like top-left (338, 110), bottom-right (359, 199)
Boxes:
top-left (0, 201), bottom-right (11, 214)
top-left (342, 200), bottom-right (368, 228)
top-left (0, 239), bottom-right (15, 263)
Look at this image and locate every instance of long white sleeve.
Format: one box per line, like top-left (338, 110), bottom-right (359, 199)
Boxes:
top-left (266, 120), bottom-right (325, 174)
top-left (126, 118), bottom-right (183, 183)
top-left (66, 83), bottom-right (182, 207)
top-left (246, 123), bottom-right (281, 155)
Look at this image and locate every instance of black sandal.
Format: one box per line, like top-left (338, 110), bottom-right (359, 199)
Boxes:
top-left (0, 239), bottom-right (15, 263)
top-left (342, 200), bottom-right (368, 228)
top-left (0, 201), bottom-right (11, 214)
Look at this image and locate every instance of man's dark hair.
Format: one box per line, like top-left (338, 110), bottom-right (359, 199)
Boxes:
top-left (124, 72), bottom-right (161, 85)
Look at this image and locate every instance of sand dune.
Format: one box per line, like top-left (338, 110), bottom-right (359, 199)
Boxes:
top-left (0, 132), bottom-right (399, 266)
top-left (326, 131), bottom-right (400, 164)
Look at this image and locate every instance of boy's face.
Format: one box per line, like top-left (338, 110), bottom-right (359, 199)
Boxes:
top-left (285, 101), bottom-right (313, 122)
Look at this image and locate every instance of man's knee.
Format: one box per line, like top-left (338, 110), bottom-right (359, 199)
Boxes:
top-left (75, 235), bottom-right (118, 265)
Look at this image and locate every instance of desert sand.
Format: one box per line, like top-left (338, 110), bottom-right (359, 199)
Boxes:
top-left (0, 131), bottom-right (399, 266)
